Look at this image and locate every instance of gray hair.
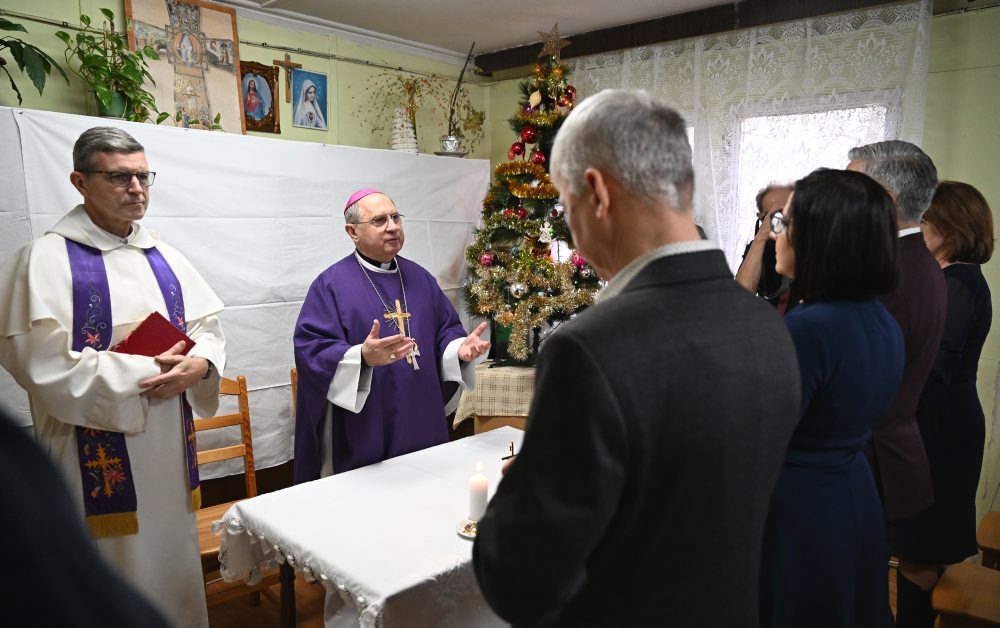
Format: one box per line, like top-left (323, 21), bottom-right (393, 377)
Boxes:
top-left (344, 201), bottom-right (361, 224)
top-left (551, 89), bottom-right (693, 208)
top-left (344, 192), bottom-right (395, 223)
top-left (847, 140), bottom-right (938, 223)
top-left (72, 127), bottom-right (145, 172)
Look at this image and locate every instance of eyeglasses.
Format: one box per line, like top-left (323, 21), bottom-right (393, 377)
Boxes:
top-left (352, 213), bottom-right (404, 228)
top-left (81, 171), bottom-right (156, 187)
top-left (770, 211), bottom-right (791, 234)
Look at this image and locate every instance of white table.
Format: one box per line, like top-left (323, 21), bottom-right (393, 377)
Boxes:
top-left (217, 427), bottom-right (523, 627)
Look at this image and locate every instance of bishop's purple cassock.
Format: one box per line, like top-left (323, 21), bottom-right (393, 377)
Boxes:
top-left (293, 252), bottom-right (469, 482)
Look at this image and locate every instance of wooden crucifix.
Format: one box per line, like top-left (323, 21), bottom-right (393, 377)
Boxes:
top-left (384, 299), bottom-right (420, 369)
top-left (272, 53), bottom-right (302, 103)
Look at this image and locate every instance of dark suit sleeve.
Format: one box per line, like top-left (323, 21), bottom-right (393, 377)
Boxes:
top-left (0, 409), bottom-right (170, 627)
top-left (472, 329), bottom-right (629, 626)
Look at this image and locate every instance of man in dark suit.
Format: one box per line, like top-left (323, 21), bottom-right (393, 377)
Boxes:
top-left (847, 140), bottom-right (945, 625)
top-left (0, 406), bottom-right (169, 627)
top-left (472, 89), bottom-right (801, 627)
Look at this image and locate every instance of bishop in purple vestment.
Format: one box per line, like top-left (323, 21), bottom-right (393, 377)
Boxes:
top-left (293, 190), bottom-right (490, 482)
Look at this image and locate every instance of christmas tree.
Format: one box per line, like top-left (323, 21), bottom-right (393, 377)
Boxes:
top-left (464, 25), bottom-right (601, 363)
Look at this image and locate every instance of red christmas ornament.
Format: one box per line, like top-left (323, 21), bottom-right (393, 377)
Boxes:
top-left (558, 94), bottom-right (572, 108)
top-left (515, 206), bottom-right (529, 220)
top-left (550, 207), bottom-right (561, 218)
top-left (510, 141), bottom-right (525, 157)
top-left (566, 85), bottom-right (577, 101)
top-left (503, 209), bottom-right (515, 217)
top-left (507, 147), bottom-right (517, 160)
top-left (520, 125), bottom-right (538, 143)
top-left (479, 252), bottom-right (494, 267)
top-left (571, 252), bottom-right (587, 269)
top-left (530, 148), bottom-right (546, 165)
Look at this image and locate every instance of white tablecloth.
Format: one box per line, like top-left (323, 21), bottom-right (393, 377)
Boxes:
top-left (218, 427), bottom-right (523, 627)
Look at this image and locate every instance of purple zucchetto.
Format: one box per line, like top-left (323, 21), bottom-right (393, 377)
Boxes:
top-left (344, 188), bottom-right (382, 213)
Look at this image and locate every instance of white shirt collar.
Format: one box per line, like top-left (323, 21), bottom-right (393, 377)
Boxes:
top-left (354, 250), bottom-right (397, 273)
top-left (597, 239), bottom-right (719, 303)
top-left (898, 227), bottom-right (921, 238)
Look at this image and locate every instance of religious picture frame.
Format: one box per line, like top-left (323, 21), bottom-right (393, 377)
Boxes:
top-left (239, 61), bottom-right (280, 133)
top-left (125, 0), bottom-right (246, 134)
top-left (291, 69), bottom-right (329, 131)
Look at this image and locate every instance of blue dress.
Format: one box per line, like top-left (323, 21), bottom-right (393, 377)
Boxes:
top-left (761, 300), bottom-right (904, 627)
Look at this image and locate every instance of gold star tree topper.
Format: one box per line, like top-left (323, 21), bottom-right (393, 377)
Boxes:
top-left (537, 23), bottom-right (570, 61)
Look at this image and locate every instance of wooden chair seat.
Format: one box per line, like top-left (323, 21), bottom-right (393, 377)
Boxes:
top-left (932, 562), bottom-right (1000, 627)
top-left (979, 511), bottom-right (1000, 570)
top-left (195, 375), bottom-right (282, 607)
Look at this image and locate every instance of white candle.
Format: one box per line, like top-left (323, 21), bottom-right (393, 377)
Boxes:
top-left (468, 462), bottom-right (488, 521)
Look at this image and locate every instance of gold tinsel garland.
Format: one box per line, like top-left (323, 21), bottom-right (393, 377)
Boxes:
top-left (495, 162), bottom-right (559, 200)
top-left (506, 181), bottom-right (559, 199)
top-left (468, 261), bottom-right (594, 361)
top-left (496, 162), bottom-right (549, 179)
top-left (514, 110), bottom-right (564, 128)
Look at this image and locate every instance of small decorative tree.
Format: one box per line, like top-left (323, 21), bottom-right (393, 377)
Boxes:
top-left (352, 67), bottom-right (484, 153)
top-left (463, 25), bottom-right (600, 363)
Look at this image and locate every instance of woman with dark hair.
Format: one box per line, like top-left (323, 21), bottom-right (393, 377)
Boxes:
top-left (759, 168), bottom-right (905, 628)
top-left (891, 181), bottom-right (994, 627)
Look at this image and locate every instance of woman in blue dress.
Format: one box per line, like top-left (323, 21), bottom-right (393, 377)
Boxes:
top-left (760, 168), bottom-right (905, 627)
top-left (892, 181), bottom-right (994, 627)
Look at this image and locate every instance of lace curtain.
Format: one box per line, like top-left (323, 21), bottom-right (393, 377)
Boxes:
top-left (567, 0), bottom-right (932, 270)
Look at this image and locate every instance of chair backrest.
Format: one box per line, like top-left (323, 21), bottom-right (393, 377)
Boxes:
top-left (291, 367), bottom-right (298, 416)
top-left (193, 375), bottom-right (257, 499)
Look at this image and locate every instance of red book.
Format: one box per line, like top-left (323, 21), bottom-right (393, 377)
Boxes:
top-left (110, 312), bottom-right (194, 356)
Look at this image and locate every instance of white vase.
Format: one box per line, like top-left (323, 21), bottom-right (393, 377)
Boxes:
top-left (390, 107), bottom-right (418, 153)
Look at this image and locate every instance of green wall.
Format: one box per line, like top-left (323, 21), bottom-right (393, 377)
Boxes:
top-left (0, 0), bottom-right (490, 158)
top-left (923, 6), bottom-right (1000, 522)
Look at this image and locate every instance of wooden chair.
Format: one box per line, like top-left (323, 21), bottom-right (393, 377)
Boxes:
top-left (932, 562), bottom-right (1000, 627)
top-left (195, 375), bottom-right (280, 606)
top-left (979, 511), bottom-right (1000, 570)
top-left (291, 367), bottom-right (298, 416)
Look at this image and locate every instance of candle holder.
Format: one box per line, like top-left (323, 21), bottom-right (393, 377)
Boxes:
top-left (456, 518), bottom-right (478, 540)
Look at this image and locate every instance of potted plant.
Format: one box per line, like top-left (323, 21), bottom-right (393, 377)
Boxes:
top-left (55, 9), bottom-right (169, 123)
top-left (0, 17), bottom-right (68, 105)
top-left (440, 42), bottom-right (485, 155)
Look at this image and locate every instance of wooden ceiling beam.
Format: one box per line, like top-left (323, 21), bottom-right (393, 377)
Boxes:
top-left (475, 0), bottom-right (898, 74)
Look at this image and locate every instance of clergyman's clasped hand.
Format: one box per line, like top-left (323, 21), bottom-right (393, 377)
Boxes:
top-left (140, 340), bottom-right (210, 399)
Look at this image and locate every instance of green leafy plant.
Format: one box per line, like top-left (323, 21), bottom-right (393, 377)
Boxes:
top-left (55, 9), bottom-right (169, 123)
top-left (0, 17), bottom-right (69, 105)
top-left (173, 109), bottom-right (223, 131)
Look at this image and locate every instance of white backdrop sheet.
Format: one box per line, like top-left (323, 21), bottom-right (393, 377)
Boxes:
top-left (0, 107), bottom-right (489, 478)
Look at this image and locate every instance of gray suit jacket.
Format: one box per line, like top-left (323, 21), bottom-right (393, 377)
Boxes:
top-left (473, 249), bottom-right (801, 627)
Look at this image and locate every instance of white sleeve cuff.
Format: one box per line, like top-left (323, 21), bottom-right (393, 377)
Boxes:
top-left (327, 344), bottom-right (373, 413)
top-left (441, 337), bottom-right (479, 414)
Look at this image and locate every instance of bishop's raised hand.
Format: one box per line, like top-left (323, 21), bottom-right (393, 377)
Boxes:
top-left (361, 319), bottom-right (413, 366)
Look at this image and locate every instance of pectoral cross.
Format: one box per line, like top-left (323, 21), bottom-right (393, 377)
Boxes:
top-left (272, 53), bottom-right (302, 103)
top-left (384, 299), bottom-right (420, 370)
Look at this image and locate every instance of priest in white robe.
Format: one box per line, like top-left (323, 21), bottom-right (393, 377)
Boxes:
top-left (0, 127), bottom-right (226, 628)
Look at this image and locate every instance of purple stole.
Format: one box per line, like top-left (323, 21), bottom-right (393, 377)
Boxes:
top-left (66, 240), bottom-right (201, 538)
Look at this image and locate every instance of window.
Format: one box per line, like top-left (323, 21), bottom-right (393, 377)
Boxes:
top-left (736, 105), bottom-right (887, 244)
